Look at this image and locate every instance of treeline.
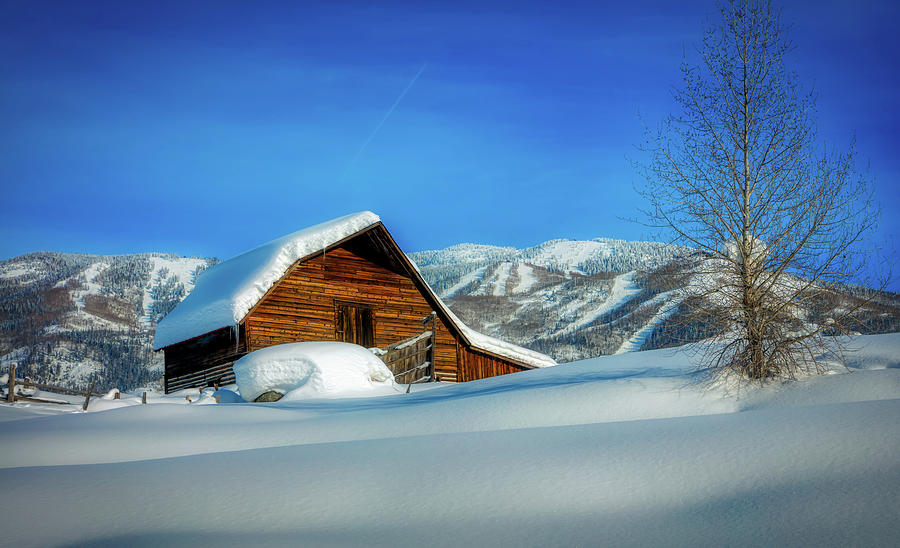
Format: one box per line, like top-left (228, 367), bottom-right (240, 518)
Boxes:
top-left (13, 328), bottom-right (159, 391)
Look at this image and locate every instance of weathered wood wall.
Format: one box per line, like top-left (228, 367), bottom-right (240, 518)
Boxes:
top-left (378, 331), bottom-right (434, 385)
top-left (164, 325), bottom-right (246, 393)
top-left (243, 246), bottom-right (461, 382)
top-left (162, 238), bottom-right (539, 393)
top-left (457, 346), bottom-right (529, 382)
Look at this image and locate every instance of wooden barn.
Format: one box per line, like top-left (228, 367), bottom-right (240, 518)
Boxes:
top-left (154, 212), bottom-right (555, 393)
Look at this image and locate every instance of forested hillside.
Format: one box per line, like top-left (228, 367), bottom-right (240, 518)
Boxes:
top-left (0, 252), bottom-right (216, 391)
top-left (411, 240), bottom-right (900, 363)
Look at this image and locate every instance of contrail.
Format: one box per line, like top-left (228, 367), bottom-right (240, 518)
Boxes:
top-left (339, 63), bottom-right (427, 180)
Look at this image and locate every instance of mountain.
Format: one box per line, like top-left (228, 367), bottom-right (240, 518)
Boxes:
top-left (0, 252), bottom-right (217, 391)
top-left (409, 238), bottom-right (688, 363)
top-left (2, 238), bottom-right (897, 390)
top-left (410, 239), bottom-right (900, 363)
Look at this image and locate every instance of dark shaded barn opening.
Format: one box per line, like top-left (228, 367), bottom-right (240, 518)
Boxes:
top-left (335, 302), bottom-right (374, 347)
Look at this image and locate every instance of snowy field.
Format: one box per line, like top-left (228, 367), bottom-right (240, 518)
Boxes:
top-left (2, 334), bottom-right (900, 547)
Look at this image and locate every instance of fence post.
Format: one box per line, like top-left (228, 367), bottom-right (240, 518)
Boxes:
top-left (6, 363), bottom-right (14, 403)
top-left (82, 379), bottom-right (96, 411)
top-left (428, 312), bottom-right (437, 382)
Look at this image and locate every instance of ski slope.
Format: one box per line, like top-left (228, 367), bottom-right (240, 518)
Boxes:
top-left (1, 334), bottom-right (899, 547)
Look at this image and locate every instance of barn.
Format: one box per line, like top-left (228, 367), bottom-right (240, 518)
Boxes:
top-left (154, 212), bottom-right (555, 393)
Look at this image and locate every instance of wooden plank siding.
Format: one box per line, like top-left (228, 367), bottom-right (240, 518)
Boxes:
top-left (457, 346), bottom-right (529, 382)
top-left (164, 325), bottom-right (246, 393)
top-left (244, 246), bottom-right (460, 382)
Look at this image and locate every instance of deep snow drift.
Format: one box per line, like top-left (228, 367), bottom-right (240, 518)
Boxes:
top-left (232, 341), bottom-right (395, 401)
top-left (1, 334), bottom-right (899, 547)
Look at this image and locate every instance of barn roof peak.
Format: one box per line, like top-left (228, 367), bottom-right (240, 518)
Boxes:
top-left (154, 211), bottom-right (380, 349)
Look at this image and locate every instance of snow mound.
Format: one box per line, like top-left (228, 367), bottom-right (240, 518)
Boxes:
top-left (233, 342), bottom-right (395, 402)
top-left (154, 212), bottom-right (380, 349)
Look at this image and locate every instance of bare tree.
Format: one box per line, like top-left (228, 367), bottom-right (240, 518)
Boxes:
top-left (637, 0), bottom-right (880, 380)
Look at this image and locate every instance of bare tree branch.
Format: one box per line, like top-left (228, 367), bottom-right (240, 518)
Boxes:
top-left (635, 0), bottom-right (882, 381)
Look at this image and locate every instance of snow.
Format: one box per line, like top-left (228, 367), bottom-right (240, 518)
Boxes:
top-left (232, 342), bottom-right (396, 401)
top-left (72, 262), bottom-right (107, 310)
top-left (141, 255), bottom-right (209, 327)
top-left (554, 270), bottom-right (642, 337)
top-left (467, 262), bottom-right (515, 296)
top-left (442, 265), bottom-right (487, 298)
top-left (153, 212), bottom-right (380, 349)
top-left (405, 265), bottom-right (554, 368)
top-left (1, 333), bottom-right (899, 547)
top-left (525, 238), bottom-right (616, 274)
top-left (511, 263), bottom-right (537, 294)
top-left (0, 266), bottom-right (30, 279)
top-left (490, 262), bottom-right (513, 296)
top-left (615, 291), bottom-right (680, 354)
top-left (438, 301), bottom-right (556, 368)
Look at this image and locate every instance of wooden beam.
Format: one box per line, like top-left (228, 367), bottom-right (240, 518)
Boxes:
top-left (6, 363), bottom-right (14, 403)
top-left (82, 379), bottom-right (96, 411)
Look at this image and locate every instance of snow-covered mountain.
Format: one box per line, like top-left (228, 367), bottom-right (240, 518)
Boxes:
top-left (2, 237), bottom-right (897, 390)
top-left (0, 252), bottom-right (216, 390)
top-left (410, 239), bottom-right (900, 363)
top-left (411, 238), bottom-right (681, 296)
top-left (409, 238), bottom-right (687, 362)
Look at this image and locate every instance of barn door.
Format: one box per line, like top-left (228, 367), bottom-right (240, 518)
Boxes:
top-left (335, 303), bottom-right (374, 347)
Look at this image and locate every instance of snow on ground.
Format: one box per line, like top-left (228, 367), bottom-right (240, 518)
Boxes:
top-left (71, 262), bottom-right (107, 309)
top-left (615, 291), bottom-right (680, 354)
top-left (490, 262), bottom-right (513, 296)
top-left (554, 270), bottom-right (641, 337)
top-left (442, 265), bottom-right (487, 298)
top-left (0, 265), bottom-right (30, 279)
top-left (1, 333), bottom-right (899, 547)
top-left (511, 263), bottom-right (537, 294)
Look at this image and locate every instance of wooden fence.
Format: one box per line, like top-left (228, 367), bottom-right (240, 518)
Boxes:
top-left (377, 312), bottom-right (437, 391)
top-left (3, 363), bottom-right (147, 409)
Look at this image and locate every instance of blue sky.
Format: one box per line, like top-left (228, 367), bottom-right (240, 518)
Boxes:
top-left (2, 0), bottom-right (897, 277)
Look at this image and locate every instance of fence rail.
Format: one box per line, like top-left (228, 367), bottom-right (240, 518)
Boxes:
top-left (3, 363), bottom-right (147, 409)
top-left (376, 312), bottom-right (438, 391)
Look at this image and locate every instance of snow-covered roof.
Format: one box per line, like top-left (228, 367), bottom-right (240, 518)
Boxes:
top-left (446, 307), bottom-right (557, 368)
top-left (154, 212), bottom-right (381, 349)
top-left (154, 211), bottom-right (555, 369)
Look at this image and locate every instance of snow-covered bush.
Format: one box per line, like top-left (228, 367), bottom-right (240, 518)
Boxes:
top-left (233, 342), bottom-right (395, 402)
